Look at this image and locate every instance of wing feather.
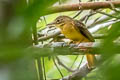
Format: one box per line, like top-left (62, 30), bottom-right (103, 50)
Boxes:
top-left (74, 20), bottom-right (95, 42)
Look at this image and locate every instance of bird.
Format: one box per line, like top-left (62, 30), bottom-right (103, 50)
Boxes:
top-left (47, 16), bottom-right (96, 69)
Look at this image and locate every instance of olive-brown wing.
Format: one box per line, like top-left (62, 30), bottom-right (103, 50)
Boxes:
top-left (74, 20), bottom-right (95, 42)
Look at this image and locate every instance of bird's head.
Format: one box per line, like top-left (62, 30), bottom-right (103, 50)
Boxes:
top-left (47, 16), bottom-right (73, 29)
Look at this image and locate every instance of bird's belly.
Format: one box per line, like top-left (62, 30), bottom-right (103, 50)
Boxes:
top-left (61, 27), bottom-right (89, 42)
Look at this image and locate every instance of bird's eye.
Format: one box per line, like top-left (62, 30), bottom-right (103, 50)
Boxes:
top-left (56, 19), bottom-right (60, 24)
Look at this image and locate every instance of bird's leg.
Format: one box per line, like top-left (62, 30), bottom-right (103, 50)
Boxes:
top-left (73, 39), bottom-right (86, 50)
top-left (67, 40), bottom-right (74, 45)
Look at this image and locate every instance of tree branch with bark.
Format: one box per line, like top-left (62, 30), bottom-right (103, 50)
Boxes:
top-left (46, 1), bottom-right (120, 15)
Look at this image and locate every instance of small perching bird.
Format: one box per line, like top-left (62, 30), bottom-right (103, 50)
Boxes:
top-left (47, 16), bottom-right (96, 69)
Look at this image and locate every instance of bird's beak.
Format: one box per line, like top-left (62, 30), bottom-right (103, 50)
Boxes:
top-left (47, 21), bottom-right (56, 26)
top-left (47, 21), bottom-right (56, 28)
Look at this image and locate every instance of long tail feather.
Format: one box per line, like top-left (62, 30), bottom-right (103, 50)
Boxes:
top-left (86, 54), bottom-right (96, 69)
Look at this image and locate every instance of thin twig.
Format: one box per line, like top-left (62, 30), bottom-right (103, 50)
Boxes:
top-left (84, 10), bottom-right (95, 24)
top-left (56, 56), bottom-right (75, 72)
top-left (37, 59), bottom-right (44, 80)
top-left (111, 8), bottom-right (120, 13)
top-left (73, 10), bottom-right (83, 19)
top-left (43, 16), bottom-right (47, 24)
top-left (70, 56), bottom-right (79, 68)
top-left (77, 55), bottom-right (84, 69)
top-left (42, 57), bottom-right (47, 80)
top-left (80, 10), bottom-right (96, 21)
top-left (95, 10), bottom-right (120, 19)
top-left (93, 16), bottom-right (101, 24)
top-left (52, 57), bottom-right (64, 78)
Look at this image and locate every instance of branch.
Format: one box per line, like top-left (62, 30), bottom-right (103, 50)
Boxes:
top-left (38, 31), bottom-right (107, 41)
top-left (27, 42), bottom-right (100, 57)
top-left (62, 63), bottom-right (92, 80)
top-left (38, 31), bottom-right (60, 41)
top-left (47, 1), bottom-right (120, 14)
top-left (27, 41), bottom-right (120, 57)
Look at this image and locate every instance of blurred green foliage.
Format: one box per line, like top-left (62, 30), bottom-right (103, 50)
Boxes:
top-left (0, 0), bottom-right (120, 80)
top-left (0, 0), bottom-right (58, 80)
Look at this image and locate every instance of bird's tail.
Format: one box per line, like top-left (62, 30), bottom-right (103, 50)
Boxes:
top-left (86, 54), bottom-right (96, 69)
